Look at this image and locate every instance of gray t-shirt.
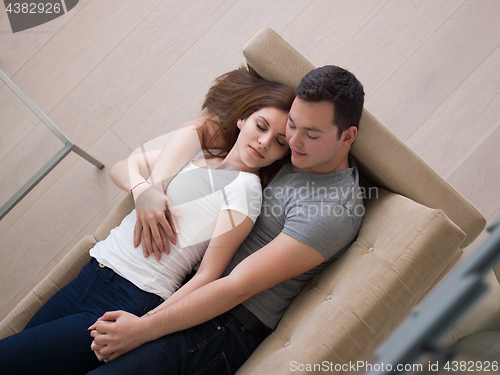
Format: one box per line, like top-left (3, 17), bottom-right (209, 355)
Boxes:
top-left (223, 156), bottom-right (364, 329)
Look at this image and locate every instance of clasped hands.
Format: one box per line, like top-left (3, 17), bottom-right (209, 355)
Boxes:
top-left (89, 311), bottom-right (150, 363)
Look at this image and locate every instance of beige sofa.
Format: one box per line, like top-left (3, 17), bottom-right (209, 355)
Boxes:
top-left (0, 28), bottom-right (488, 374)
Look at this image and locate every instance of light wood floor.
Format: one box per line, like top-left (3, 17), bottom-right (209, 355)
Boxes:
top-left (1, 0), bottom-right (499, 323)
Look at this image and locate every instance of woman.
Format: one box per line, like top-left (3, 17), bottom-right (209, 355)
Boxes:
top-left (0, 67), bottom-right (295, 375)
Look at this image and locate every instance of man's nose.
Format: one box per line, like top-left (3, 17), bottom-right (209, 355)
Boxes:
top-left (288, 131), bottom-right (300, 147)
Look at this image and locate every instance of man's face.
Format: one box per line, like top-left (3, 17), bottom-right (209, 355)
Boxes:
top-left (286, 98), bottom-right (353, 174)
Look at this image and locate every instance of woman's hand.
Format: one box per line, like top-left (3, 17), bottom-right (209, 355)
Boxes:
top-left (88, 330), bottom-right (108, 362)
top-left (133, 184), bottom-right (181, 260)
top-left (89, 311), bottom-right (151, 362)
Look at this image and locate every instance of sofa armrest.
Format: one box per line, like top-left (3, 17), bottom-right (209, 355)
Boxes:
top-left (0, 235), bottom-right (95, 339)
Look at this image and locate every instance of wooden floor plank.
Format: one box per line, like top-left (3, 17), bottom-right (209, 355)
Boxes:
top-left (111, 0), bottom-right (312, 149)
top-left (43, 0), bottom-right (236, 152)
top-left (0, 152), bottom-right (78, 238)
top-left (0, 257), bottom-right (60, 321)
top-left (0, 129), bottom-right (131, 320)
top-left (460, 207), bottom-right (500, 263)
top-left (330, 0), bottom-right (465, 98)
top-left (0, 122), bottom-right (63, 208)
top-left (489, 208), bottom-right (500, 224)
top-left (0, 88), bottom-right (37, 163)
top-left (366, 0), bottom-right (500, 141)
top-left (1, 83), bottom-right (39, 125)
top-left (0, 1), bottom-right (6, 18)
top-left (447, 124), bottom-right (500, 222)
top-left (9, 0), bottom-right (163, 115)
top-left (406, 45), bottom-right (500, 179)
top-left (0, 5), bottom-right (78, 77)
top-left (280, 0), bottom-right (388, 67)
top-left (73, 0), bottom-right (91, 11)
top-left (1, 9), bottom-right (9, 30)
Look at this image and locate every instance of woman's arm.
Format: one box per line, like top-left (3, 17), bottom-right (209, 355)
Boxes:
top-left (109, 116), bottom-right (224, 258)
top-left (109, 149), bottom-right (160, 195)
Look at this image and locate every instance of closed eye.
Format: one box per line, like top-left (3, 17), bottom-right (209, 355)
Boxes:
top-left (258, 121), bottom-right (287, 146)
top-left (256, 122), bottom-right (265, 130)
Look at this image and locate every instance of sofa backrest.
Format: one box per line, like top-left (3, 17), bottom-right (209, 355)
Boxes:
top-left (242, 28), bottom-right (485, 248)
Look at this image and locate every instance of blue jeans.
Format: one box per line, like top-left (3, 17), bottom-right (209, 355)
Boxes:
top-left (0, 258), bottom-right (163, 375)
top-left (87, 311), bottom-right (261, 375)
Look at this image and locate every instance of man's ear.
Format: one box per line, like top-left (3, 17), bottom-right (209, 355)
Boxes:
top-left (341, 126), bottom-right (358, 146)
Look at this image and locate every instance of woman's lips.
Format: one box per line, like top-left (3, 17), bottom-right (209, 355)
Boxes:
top-left (249, 146), bottom-right (264, 158)
top-left (291, 148), bottom-right (306, 156)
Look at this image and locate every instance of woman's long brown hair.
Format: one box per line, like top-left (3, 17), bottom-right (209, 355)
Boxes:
top-left (201, 67), bottom-right (295, 186)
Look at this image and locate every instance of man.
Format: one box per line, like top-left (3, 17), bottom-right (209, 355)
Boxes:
top-left (89, 65), bottom-right (365, 374)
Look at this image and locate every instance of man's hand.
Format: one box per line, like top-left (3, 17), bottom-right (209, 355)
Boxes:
top-left (89, 311), bottom-right (151, 362)
top-left (134, 185), bottom-right (181, 260)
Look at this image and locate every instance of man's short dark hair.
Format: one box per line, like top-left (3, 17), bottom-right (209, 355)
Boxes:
top-left (296, 65), bottom-right (365, 137)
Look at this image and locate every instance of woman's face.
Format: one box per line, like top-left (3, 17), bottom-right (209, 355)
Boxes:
top-left (236, 107), bottom-right (289, 171)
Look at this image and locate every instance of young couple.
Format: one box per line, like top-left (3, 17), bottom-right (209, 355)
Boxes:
top-left (0, 64), bottom-right (365, 375)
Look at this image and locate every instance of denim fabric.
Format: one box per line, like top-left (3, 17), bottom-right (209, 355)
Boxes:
top-left (87, 311), bottom-right (261, 375)
top-left (0, 258), bottom-right (163, 375)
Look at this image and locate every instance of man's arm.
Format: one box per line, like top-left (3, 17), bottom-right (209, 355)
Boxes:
top-left (143, 210), bottom-right (254, 315)
top-left (90, 232), bottom-right (326, 361)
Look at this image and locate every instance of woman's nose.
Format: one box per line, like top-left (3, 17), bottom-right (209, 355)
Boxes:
top-left (259, 134), bottom-right (271, 148)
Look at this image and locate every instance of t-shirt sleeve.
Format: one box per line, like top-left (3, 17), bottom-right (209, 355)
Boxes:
top-left (282, 200), bottom-right (356, 260)
top-left (220, 172), bottom-right (262, 223)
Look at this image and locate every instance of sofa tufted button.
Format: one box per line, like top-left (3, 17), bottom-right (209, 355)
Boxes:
top-left (367, 247), bottom-right (374, 253)
top-left (326, 295), bottom-right (332, 300)
top-left (284, 341), bottom-right (290, 347)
